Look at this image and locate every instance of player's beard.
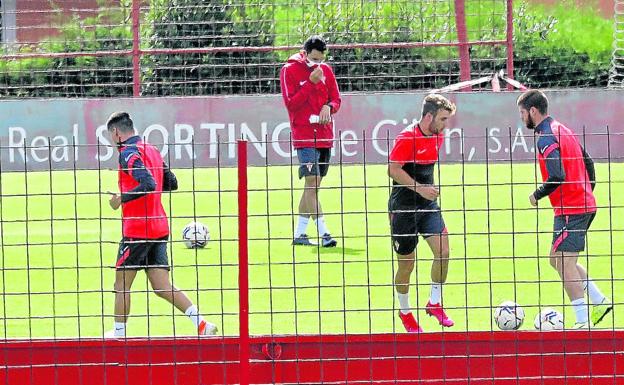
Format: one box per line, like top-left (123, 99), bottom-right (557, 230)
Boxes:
top-left (525, 114), bottom-right (536, 130)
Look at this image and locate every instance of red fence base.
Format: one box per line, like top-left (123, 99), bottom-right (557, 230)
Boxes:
top-left (2, 331), bottom-right (623, 384)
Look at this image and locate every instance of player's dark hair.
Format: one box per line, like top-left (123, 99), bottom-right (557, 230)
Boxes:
top-left (304, 35), bottom-right (327, 53)
top-left (106, 111), bottom-right (134, 133)
top-left (421, 94), bottom-right (456, 118)
top-left (517, 90), bottom-right (548, 115)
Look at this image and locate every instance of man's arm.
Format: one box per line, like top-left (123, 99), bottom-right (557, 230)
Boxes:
top-left (162, 163), bottom-right (178, 192)
top-left (533, 138), bottom-right (565, 201)
top-left (325, 68), bottom-right (341, 114)
top-left (120, 149), bottom-right (156, 203)
top-left (280, 65), bottom-right (313, 112)
top-left (582, 147), bottom-right (596, 191)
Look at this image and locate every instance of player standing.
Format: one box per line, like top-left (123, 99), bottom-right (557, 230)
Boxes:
top-left (517, 90), bottom-right (612, 328)
top-left (104, 112), bottom-right (217, 337)
top-left (388, 94), bottom-right (456, 333)
top-left (280, 35), bottom-right (341, 247)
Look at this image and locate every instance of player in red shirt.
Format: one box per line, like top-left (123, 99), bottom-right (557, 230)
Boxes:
top-left (104, 112), bottom-right (217, 338)
top-left (280, 35), bottom-right (341, 247)
top-left (388, 94), bottom-right (456, 332)
top-left (518, 90), bottom-right (612, 328)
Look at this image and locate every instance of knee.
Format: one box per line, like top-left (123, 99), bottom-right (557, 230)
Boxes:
top-left (153, 287), bottom-right (168, 298)
top-left (549, 257), bottom-right (559, 270)
top-left (437, 248), bottom-right (450, 263)
top-left (114, 280), bottom-right (130, 294)
top-left (397, 257), bottom-right (415, 273)
top-left (304, 177), bottom-right (321, 190)
top-left (113, 282), bottom-right (124, 293)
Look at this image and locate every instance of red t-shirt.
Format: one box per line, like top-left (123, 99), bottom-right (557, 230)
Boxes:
top-left (388, 125), bottom-right (444, 209)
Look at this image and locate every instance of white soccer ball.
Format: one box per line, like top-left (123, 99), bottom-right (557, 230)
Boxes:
top-left (534, 308), bottom-right (564, 331)
top-left (182, 221), bottom-right (209, 248)
top-left (494, 301), bottom-right (525, 330)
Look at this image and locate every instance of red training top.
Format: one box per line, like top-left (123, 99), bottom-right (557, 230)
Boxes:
top-left (279, 51), bottom-right (341, 149)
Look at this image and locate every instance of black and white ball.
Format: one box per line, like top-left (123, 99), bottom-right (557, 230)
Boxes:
top-left (182, 221), bottom-right (209, 248)
top-left (534, 308), bottom-right (564, 331)
top-left (494, 301), bottom-right (525, 330)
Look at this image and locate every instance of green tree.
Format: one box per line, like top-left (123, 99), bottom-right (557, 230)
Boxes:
top-left (143, 0), bottom-right (278, 96)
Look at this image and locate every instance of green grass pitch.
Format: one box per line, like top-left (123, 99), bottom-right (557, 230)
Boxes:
top-left (0, 162), bottom-right (622, 338)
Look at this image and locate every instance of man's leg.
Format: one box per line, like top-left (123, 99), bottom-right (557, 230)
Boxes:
top-left (391, 211), bottom-right (421, 332)
top-left (301, 174), bottom-right (335, 246)
top-left (146, 268), bottom-right (217, 335)
top-left (147, 268), bottom-right (192, 312)
top-left (575, 263), bottom-right (607, 304)
top-left (395, 251), bottom-right (422, 332)
top-left (111, 269), bottom-right (138, 337)
top-left (550, 251), bottom-right (588, 325)
top-left (427, 233), bottom-right (450, 286)
top-left (301, 175), bottom-right (323, 221)
top-left (425, 232), bottom-right (454, 327)
top-left (294, 148), bottom-right (320, 244)
top-left (395, 251), bottom-right (415, 298)
top-left (294, 175), bottom-right (322, 245)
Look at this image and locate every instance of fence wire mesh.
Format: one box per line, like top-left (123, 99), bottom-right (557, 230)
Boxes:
top-left (4, 0), bottom-right (614, 98)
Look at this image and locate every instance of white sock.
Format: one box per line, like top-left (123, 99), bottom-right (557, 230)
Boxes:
top-left (397, 292), bottom-right (411, 314)
top-left (114, 322), bottom-right (126, 337)
top-left (571, 298), bottom-right (589, 324)
top-left (315, 216), bottom-right (330, 236)
top-left (429, 283), bottom-right (442, 305)
top-left (584, 278), bottom-right (607, 305)
top-left (184, 305), bottom-right (204, 328)
top-left (295, 216), bottom-right (310, 237)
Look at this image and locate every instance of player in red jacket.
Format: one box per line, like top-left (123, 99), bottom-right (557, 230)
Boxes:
top-left (105, 112), bottom-right (217, 338)
top-left (518, 90), bottom-right (612, 328)
top-left (280, 36), bottom-right (341, 247)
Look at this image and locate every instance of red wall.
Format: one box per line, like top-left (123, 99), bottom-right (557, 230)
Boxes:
top-left (1, 332), bottom-right (623, 385)
top-left (15, 0), bottom-right (119, 43)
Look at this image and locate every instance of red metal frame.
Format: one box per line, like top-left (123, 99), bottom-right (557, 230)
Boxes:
top-left (237, 140), bottom-right (250, 385)
top-left (454, 0), bottom-right (473, 91)
top-left (2, 331), bottom-right (622, 385)
top-left (131, 0), bottom-right (141, 97)
top-left (506, 0), bottom-right (516, 90)
top-left (0, 40), bottom-right (508, 60)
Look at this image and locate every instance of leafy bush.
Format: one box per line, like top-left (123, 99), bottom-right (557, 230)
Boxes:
top-left (142, 0), bottom-right (279, 96)
top-left (0, 3), bottom-right (134, 97)
top-left (0, 0), bottom-right (613, 97)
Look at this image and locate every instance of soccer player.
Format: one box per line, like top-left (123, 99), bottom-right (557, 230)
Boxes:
top-left (388, 94), bottom-right (456, 333)
top-left (104, 112), bottom-right (217, 337)
top-left (280, 35), bottom-right (341, 247)
top-left (517, 90), bottom-right (612, 328)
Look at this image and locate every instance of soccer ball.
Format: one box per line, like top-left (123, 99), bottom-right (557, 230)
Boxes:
top-left (534, 308), bottom-right (564, 331)
top-left (494, 301), bottom-right (525, 330)
top-left (182, 221), bottom-right (209, 248)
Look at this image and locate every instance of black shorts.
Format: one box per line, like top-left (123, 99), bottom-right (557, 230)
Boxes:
top-left (116, 237), bottom-right (170, 270)
top-left (297, 148), bottom-right (331, 179)
top-left (551, 213), bottom-right (595, 253)
top-left (390, 202), bottom-right (447, 255)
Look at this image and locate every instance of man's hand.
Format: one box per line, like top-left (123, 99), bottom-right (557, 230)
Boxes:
top-left (529, 193), bottom-right (538, 207)
top-left (309, 67), bottom-right (323, 84)
top-left (109, 193), bottom-right (122, 210)
top-left (319, 105), bottom-right (331, 124)
top-left (415, 184), bottom-right (439, 201)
